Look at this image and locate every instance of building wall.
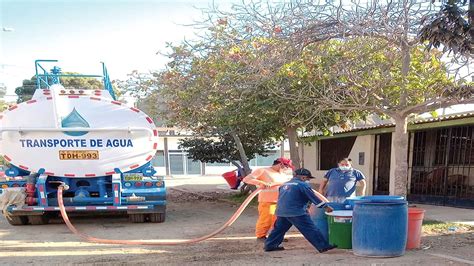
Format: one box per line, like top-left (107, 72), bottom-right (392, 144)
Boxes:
top-left (303, 135), bottom-right (376, 195)
top-left (348, 135), bottom-right (376, 195)
top-left (152, 135), bottom-right (290, 177)
top-left (389, 135), bottom-right (396, 193)
top-left (302, 142), bottom-right (318, 173)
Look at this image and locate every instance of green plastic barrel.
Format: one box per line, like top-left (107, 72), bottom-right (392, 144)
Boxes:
top-left (327, 210), bottom-right (353, 249)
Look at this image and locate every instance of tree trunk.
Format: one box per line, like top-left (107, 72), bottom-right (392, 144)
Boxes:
top-left (230, 131), bottom-right (252, 175)
top-left (470, 0), bottom-right (474, 43)
top-left (286, 126), bottom-right (301, 168)
top-left (390, 22), bottom-right (412, 197)
top-left (390, 115), bottom-right (409, 197)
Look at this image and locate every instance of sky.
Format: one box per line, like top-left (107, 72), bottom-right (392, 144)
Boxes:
top-left (0, 0), bottom-right (235, 101)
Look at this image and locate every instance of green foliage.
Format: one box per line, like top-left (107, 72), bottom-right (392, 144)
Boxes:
top-left (419, 1), bottom-right (472, 56)
top-left (15, 78), bottom-right (36, 103)
top-left (260, 39), bottom-right (369, 132)
top-left (0, 100), bottom-right (8, 112)
top-left (179, 134), bottom-right (275, 164)
top-left (422, 219), bottom-right (474, 234)
top-left (158, 41), bottom-right (285, 167)
top-left (300, 38), bottom-right (457, 114)
top-left (227, 192), bottom-right (258, 206)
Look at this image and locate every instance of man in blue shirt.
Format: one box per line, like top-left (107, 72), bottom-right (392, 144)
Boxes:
top-left (318, 158), bottom-right (366, 203)
top-left (264, 168), bottom-right (337, 253)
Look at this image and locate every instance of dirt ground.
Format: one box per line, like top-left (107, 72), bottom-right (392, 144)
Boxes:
top-left (0, 185), bottom-right (473, 265)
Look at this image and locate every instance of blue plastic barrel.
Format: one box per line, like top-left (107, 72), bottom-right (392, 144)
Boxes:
top-left (309, 202), bottom-right (348, 242)
top-left (352, 199), bottom-right (408, 257)
top-left (309, 206), bottom-right (329, 241)
top-left (345, 196), bottom-right (405, 209)
top-left (344, 195), bottom-right (405, 209)
top-left (360, 195), bottom-right (405, 201)
top-left (344, 196), bottom-right (363, 209)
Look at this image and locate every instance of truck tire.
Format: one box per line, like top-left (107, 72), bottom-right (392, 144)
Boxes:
top-left (128, 213), bottom-right (146, 223)
top-left (6, 215), bottom-right (28, 226)
top-left (28, 215), bottom-right (49, 225)
top-left (148, 212), bottom-right (165, 223)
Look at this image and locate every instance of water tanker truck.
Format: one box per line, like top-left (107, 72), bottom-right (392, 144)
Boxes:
top-left (0, 60), bottom-right (166, 225)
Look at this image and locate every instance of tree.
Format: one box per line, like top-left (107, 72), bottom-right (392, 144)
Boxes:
top-left (195, 0), bottom-right (473, 196)
top-left (15, 78), bottom-right (36, 103)
top-left (178, 133), bottom-right (276, 175)
top-left (158, 43), bottom-right (284, 175)
top-left (419, 0), bottom-right (472, 58)
top-left (181, 13), bottom-right (360, 168)
top-left (115, 71), bottom-right (167, 125)
top-left (136, 94), bottom-right (167, 126)
top-left (260, 44), bottom-right (366, 167)
top-left (290, 2), bottom-right (473, 196)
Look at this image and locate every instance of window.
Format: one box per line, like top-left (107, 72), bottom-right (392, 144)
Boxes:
top-left (187, 158), bottom-right (201, 175)
top-left (448, 126), bottom-right (473, 165)
top-left (434, 129), bottom-right (449, 165)
top-left (412, 132), bottom-right (426, 167)
top-left (434, 126), bottom-right (474, 165)
top-left (319, 137), bottom-right (356, 170)
top-left (152, 151), bottom-right (165, 167)
top-left (169, 154), bottom-right (184, 175)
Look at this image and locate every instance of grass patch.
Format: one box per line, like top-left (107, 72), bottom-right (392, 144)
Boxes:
top-left (226, 193), bottom-right (258, 207)
top-left (422, 219), bottom-right (474, 235)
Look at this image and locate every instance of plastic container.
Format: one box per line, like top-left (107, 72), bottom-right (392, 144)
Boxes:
top-left (360, 195), bottom-right (405, 201)
top-left (222, 171), bottom-right (239, 189)
top-left (406, 208), bottom-right (425, 249)
top-left (344, 196), bottom-right (363, 209)
top-left (327, 210), bottom-right (353, 249)
top-left (345, 196), bottom-right (404, 209)
top-left (309, 202), bottom-right (347, 242)
top-left (352, 199), bottom-right (408, 257)
top-left (310, 206), bottom-right (329, 241)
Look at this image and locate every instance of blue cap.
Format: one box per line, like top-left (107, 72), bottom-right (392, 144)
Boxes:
top-left (294, 168), bottom-right (315, 179)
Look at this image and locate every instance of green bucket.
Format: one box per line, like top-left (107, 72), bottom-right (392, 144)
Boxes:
top-left (326, 210), bottom-right (353, 249)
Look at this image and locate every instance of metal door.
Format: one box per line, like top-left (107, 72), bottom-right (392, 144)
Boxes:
top-left (408, 126), bottom-right (474, 208)
top-left (373, 133), bottom-right (391, 195)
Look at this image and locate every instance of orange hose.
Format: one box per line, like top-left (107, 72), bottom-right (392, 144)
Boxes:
top-left (57, 184), bottom-right (329, 245)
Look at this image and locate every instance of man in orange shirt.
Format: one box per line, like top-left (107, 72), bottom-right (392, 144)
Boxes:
top-left (242, 157), bottom-right (293, 241)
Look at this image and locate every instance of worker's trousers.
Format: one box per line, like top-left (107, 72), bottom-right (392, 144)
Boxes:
top-left (264, 214), bottom-right (332, 252)
top-left (255, 202), bottom-right (277, 238)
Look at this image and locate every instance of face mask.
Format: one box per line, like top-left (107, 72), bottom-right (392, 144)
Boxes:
top-left (339, 166), bottom-right (352, 171)
top-left (282, 168), bottom-right (293, 175)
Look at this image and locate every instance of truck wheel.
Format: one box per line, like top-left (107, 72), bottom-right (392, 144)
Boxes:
top-left (148, 213), bottom-right (165, 223)
top-left (6, 215), bottom-right (28, 226)
top-left (128, 213), bottom-right (145, 223)
top-left (28, 215), bottom-right (49, 225)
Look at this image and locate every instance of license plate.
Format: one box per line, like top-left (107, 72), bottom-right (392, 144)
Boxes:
top-left (124, 174), bottom-right (143, 181)
top-left (59, 150), bottom-right (99, 160)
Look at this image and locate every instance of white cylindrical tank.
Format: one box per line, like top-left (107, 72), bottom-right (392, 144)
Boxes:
top-left (0, 85), bottom-right (158, 177)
